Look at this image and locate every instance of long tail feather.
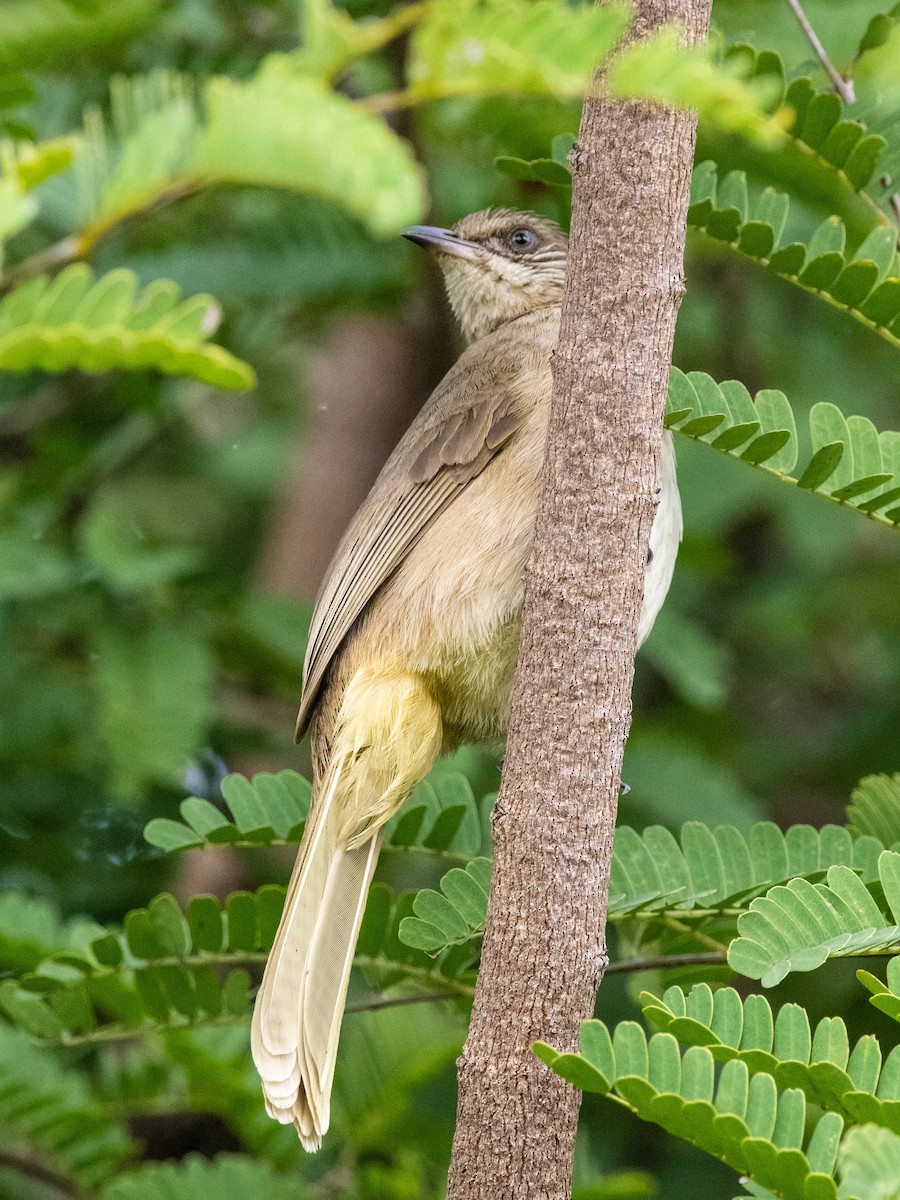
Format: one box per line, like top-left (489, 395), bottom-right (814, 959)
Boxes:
top-left (252, 759), bottom-right (377, 1150)
top-left (252, 666), bottom-right (443, 1150)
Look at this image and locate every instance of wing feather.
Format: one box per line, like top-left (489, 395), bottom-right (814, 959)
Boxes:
top-left (295, 350), bottom-right (525, 739)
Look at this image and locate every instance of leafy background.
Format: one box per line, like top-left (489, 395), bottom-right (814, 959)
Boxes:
top-left (0, 0), bottom-right (899, 1198)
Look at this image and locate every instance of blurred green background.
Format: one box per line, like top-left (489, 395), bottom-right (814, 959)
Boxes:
top-left (1, 1), bottom-right (898, 1197)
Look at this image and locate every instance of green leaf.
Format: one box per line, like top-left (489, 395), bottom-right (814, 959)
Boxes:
top-left (643, 984), bottom-right (900, 1130)
top-left (1, 878), bottom-right (476, 1046)
top-left (853, 227), bottom-right (900, 284)
top-left (847, 775), bottom-right (900, 847)
top-left (686, 163), bottom-right (900, 351)
top-left (857, 11), bottom-right (899, 55)
top-left (801, 94), bottom-right (842, 152)
top-left (398, 803), bottom-right (891, 958)
top-left (195, 71), bottom-right (423, 238)
top-left (551, 133), bottom-right (576, 163)
top-left (409, 0), bottom-right (631, 102)
top-left (608, 28), bottom-right (783, 142)
top-left (859, 955), bottom-right (900, 1026)
top-left (78, 66), bottom-right (425, 244)
top-left (842, 134), bottom-right (889, 188)
top-left (493, 153), bottom-right (572, 186)
top-left (729, 853), bottom-right (900, 985)
top-left (399, 857), bottom-right (492, 951)
top-left (146, 767), bottom-right (489, 860)
top-left (797, 444), bottom-right (845, 491)
top-left (495, 155), bottom-right (540, 181)
top-left (0, 264), bottom-right (255, 389)
top-left (0, 0), bottom-right (159, 68)
top-left (667, 367), bottom-right (900, 531)
top-left (837, 1125), bottom-right (900, 1200)
top-left (542, 1016), bottom-right (844, 1199)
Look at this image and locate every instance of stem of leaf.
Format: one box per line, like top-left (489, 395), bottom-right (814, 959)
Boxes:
top-left (0, 1149), bottom-right (86, 1200)
top-left (605, 951), bottom-right (725, 973)
top-left (0, 235), bottom-right (82, 293)
top-left (662, 915), bottom-right (729, 954)
top-left (785, 0), bottom-right (856, 104)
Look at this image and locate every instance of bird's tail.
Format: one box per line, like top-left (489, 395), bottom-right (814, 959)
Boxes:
top-left (252, 666), bottom-right (442, 1150)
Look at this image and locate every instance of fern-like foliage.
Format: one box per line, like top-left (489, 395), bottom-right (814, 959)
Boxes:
top-left (687, 163), bottom-right (900, 348)
top-left (0, 880), bottom-right (475, 1045)
top-left (697, 45), bottom-right (892, 232)
top-left (62, 2), bottom-right (778, 251)
top-left (728, 851), bottom-right (900, 985)
top-left (731, 46), bottom-right (888, 190)
top-left (858, 955), bottom-right (900, 1025)
top-left (144, 768), bottom-right (491, 861)
top-left (144, 770), bottom-right (311, 851)
top-left (0, 1024), bottom-right (134, 1189)
top-left (73, 66), bottom-right (424, 245)
top-left (99, 1154), bottom-right (303, 1200)
top-left (641, 984), bottom-right (900, 1131)
top-left (398, 816), bottom-right (887, 955)
top-left (24, 775), bottom-right (893, 1041)
top-left (665, 370), bottom-right (900, 529)
top-left (536, 1020), bottom-right (847, 1200)
top-left (407, 0), bottom-right (631, 103)
top-left (399, 858), bottom-right (492, 951)
top-left (0, 887), bottom-right (274, 1042)
top-left (0, 265), bottom-right (255, 388)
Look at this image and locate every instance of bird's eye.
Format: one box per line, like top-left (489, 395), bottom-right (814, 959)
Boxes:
top-left (509, 227), bottom-right (536, 250)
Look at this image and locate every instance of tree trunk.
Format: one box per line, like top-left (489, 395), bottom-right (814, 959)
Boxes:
top-left (445, 3), bottom-right (711, 1197)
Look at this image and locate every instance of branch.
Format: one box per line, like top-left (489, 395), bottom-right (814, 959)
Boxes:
top-left (605, 952), bottom-right (725, 974)
top-left (346, 989), bottom-right (469, 1014)
top-left (0, 1148), bottom-right (86, 1200)
top-left (445, 2), bottom-right (710, 1197)
top-left (0, 235), bottom-right (82, 294)
top-left (785, 0), bottom-right (856, 104)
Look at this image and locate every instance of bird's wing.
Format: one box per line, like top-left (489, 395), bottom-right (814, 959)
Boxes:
top-left (296, 352), bottom-right (525, 739)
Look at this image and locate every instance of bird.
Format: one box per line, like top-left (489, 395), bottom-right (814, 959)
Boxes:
top-left (251, 208), bottom-right (683, 1149)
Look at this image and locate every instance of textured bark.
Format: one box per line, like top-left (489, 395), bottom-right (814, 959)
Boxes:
top-left (445, 2), bottom-right (711, 1196)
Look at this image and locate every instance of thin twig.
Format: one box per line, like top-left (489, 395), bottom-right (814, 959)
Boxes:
top-left (786, 0), bottom-right (855, 104)
top-left (346, 989), bottom-right (464, 1014)
top-left (0, 182), bottom-right (202, 295)
top-left (662, 914), bottom-right (729, 955)
top-left (0, 235), bottom-right (82, 293)
top-left (605, 951), bottom-right (725, 974)
top-left (0, 1148), bottom-right (87, 1199)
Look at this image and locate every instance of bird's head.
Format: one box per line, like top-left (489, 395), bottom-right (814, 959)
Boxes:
top-left (402, 208), bottom-right (568, 342)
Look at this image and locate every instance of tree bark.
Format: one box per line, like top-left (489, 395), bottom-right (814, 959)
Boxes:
top-left (445, 2), bottom-right (711, 1197)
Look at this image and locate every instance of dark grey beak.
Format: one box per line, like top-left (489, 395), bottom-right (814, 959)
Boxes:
top-left (401, 225), bottom-right (481, 261)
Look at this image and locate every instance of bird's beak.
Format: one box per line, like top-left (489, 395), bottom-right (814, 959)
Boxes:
top-left (402, 225), bottom-right (482, 261)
